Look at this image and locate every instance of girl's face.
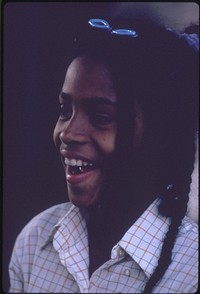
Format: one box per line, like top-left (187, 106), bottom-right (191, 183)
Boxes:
top-left (53, 56), bottom-right (144, 208)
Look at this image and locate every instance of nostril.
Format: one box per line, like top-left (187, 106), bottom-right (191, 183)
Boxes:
top-left (58, 120), bottom-right (89, 145)
top-left (59, 131), bottom-right (70, 145)
top-left (59, 131), bottom-right (71, 145)
top-left (59, 130), bottom-right (86, 147)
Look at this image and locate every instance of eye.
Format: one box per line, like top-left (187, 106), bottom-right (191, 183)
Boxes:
top-left (59, 103), bottom-right (73, 120)
top-left (90, 113), bottom-right (115, 127)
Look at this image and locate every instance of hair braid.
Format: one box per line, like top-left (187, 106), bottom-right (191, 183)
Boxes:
top-left (143, 136), bottom-right (197, 293)
top-left (143, 27), bottom-right (198, 292)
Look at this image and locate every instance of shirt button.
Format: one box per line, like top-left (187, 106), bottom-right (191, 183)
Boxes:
top-left (118, 248), bottom-right (125, 257)
top-left (124, 269), bottom-right (131, 276)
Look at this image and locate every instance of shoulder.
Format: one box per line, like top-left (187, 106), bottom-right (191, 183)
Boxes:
top-left (14, 202), bottom-right (73, 250)
top-left (9, 203), bottom-right (73, 291)
top-left (167, 217), bottom-right (198, 291)
top-left (179, 216), bottom-right (198, 241)
top-left (173, 216), bottom-right (198, 257)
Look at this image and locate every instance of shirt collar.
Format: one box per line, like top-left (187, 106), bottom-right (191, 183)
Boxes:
top-left (41, 198), bottom-right (171, 280)
top-left (40, 204), bottom-right (78, 249)
top-left (117, 198), bottom-right (171, 278)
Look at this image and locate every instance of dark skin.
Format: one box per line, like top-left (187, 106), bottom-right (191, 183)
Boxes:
top-left (87, 206), bottom-right (113, 276)
top-left (87, 206), bottom-right (131, 277)
top-left (87, 185), bottom-right (155, 277)
top-left (53, 56), bottom-right (150, 277)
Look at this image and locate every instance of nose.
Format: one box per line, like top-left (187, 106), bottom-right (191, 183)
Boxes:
top-left (59, 114), bottom-right (89, 146)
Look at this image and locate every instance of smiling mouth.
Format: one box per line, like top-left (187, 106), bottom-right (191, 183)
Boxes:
top-left (64, 158), bottom-right (96, 175)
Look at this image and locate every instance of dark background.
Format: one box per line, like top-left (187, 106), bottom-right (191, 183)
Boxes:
top-left (2, 3), bottom-right (115, 292)
top-left (2, 2), bottom-right (198, 293)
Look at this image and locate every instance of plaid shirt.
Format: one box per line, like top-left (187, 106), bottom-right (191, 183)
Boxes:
top-left (9, 198), bottom-right (198, 293)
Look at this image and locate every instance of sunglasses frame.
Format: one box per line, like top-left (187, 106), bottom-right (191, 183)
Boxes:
top-left (88, 18), bottom-right (138, 38)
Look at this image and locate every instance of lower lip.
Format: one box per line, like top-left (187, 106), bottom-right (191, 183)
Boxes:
top-left (66, 169), bottom-right (96, 185)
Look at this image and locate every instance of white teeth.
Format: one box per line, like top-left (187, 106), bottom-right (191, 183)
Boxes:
top-left (71, 159), bottom-right (76, 166)
top-left (64, 158), bottom-right (93, 167)
top-left (64, 158), bottom-right (70, 165)
top-left (77, 160), bottom-right (82, 167)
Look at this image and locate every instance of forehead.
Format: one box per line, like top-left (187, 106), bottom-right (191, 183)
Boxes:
top-left (62, 56), bottom-right (117, 102)
top-left (67, 56), bottom-right (110, 76)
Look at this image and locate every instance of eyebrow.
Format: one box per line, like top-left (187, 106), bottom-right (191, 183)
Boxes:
top-left (59, 92), bottom-right (118, 107)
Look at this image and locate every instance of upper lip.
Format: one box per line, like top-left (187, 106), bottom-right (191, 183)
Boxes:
top-left (60, 149), bottom-right (95, 163)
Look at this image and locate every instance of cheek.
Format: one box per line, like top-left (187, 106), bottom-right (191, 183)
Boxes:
top-left (98, 129), bottom-right (117, 155)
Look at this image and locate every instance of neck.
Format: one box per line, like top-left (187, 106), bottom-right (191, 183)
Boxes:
top-left (85, 188), bottom-right (155, 277)
top-left (86, 183), bottom-right (157, 239)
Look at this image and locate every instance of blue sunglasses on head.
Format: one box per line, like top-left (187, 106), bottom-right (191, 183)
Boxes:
top-left (88, 19), bottom-right (138, 38)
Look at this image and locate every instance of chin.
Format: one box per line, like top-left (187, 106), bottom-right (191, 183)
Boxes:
top-left (70, 198), bottom-right (98, 208)
top-left (68, 188), bottom-right (101, 208)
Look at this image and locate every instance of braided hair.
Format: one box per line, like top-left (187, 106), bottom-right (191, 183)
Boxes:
top-left (66, 17), bottom-right (198, 292)
top-left (143, 27), bottom-right (198, 293)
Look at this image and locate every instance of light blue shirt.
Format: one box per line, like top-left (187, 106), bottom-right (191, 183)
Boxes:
top-left (9, 198), bottom-right (198, 293)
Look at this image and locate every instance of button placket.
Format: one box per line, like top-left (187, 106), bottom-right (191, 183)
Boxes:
top-left (124, 269), bottom-right (131, 276)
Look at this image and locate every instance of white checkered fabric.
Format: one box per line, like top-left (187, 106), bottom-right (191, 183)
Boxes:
top-left (9, 198), bottom-right (198, 293)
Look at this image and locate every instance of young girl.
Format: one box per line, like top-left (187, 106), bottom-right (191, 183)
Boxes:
top-left (9, 17), bottom-right (198, 293)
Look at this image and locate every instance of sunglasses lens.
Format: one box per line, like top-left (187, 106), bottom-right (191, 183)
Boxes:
top-left (88, 19), bottom-right (111, 30)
